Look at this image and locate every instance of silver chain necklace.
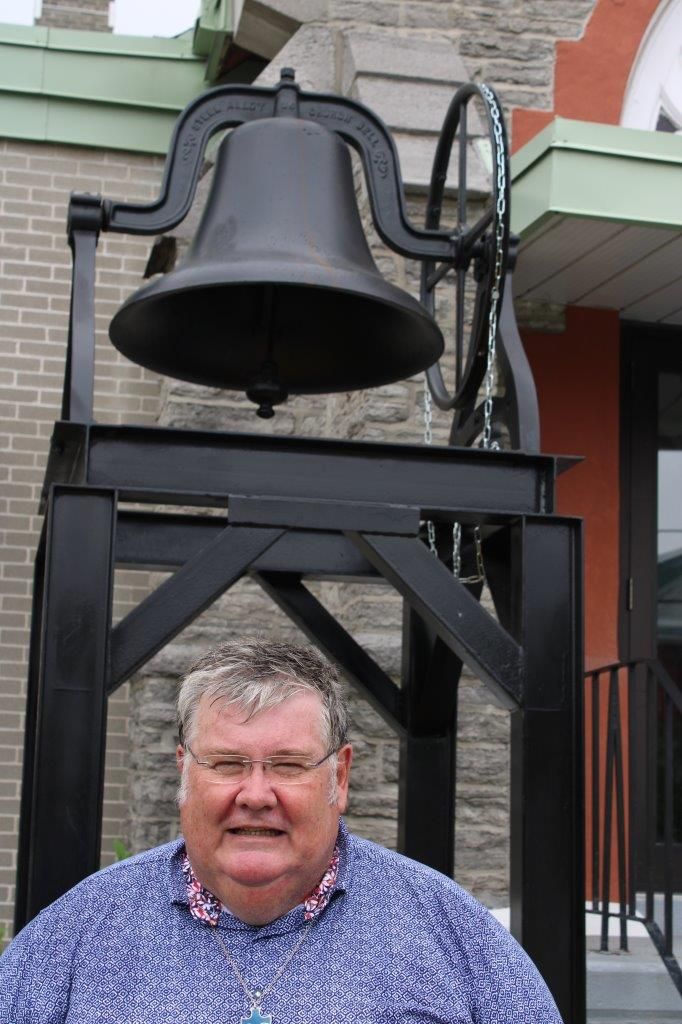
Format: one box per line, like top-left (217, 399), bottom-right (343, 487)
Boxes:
top-left (212, 919), bottom-right (314, 1024)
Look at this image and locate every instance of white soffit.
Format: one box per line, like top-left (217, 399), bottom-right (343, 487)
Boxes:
top-left (510, 118), bottom-right (682, 324)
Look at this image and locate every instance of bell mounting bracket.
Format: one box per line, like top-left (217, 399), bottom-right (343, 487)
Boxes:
top-left (96, 69), bottom-right (457, 261)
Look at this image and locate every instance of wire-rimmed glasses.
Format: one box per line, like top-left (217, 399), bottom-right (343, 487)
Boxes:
top-left (184, 743), bottom-right (338, 786)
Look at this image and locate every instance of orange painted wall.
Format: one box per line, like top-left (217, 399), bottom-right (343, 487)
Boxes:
top-left (512, 0), bottom-right (660, 150)
top-left (523, 307), bottom-right (621, 669)
top-left (524, 307), bottom-right (625, 902)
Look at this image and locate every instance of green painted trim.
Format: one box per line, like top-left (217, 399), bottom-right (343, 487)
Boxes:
top-left (511, 118), bottom-right (682, 237)
top-left (0, 23), bottom-right (199, 57)
top-left (0, 47), bottom-right (203, 110)
top-left (2, 94), bottom-right (184, 154)
top-left (194, 0), bottom-right (233, 54)
top-left (0, 21), bottom-right (236, 153)
top-left (193, 0), bottom-right (239, 83)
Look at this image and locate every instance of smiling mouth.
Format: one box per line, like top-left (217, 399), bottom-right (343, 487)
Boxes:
top-left (228, 827), bottom-right (284, 836)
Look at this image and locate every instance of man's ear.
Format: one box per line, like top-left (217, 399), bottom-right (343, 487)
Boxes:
top-left (176, 744), bottom-right (185, 775)
top-left (335, 743), bottom-right (352, 812)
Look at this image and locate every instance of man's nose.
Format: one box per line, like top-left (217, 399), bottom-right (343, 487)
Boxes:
top-left (233, 763), bottom-right (278, 807)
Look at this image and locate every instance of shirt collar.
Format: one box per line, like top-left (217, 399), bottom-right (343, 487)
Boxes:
top-left (179, 834), bottom-right (342, 928)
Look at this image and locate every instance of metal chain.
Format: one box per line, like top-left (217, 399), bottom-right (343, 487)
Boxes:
top-left (453, 524), bottom-right (486, 584)
top-left (452, 522), bottom-right (462, 577)
top-left (423, 84), bottom-right (506, 583)
top-left (479, 82), bottom-right (506, 454)
top-left (422, 385), bottom-right (438, 556)
top-left (213, 919), bottom-right (314, 1010)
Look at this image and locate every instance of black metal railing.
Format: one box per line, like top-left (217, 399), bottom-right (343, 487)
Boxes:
top-left (586, 658), bottom-right (682, 996)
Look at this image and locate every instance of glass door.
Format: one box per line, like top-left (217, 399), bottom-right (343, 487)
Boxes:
top-left (622, 325), bottom-right (682, 888)
top-left (656, 387), bottom-right (682, 854)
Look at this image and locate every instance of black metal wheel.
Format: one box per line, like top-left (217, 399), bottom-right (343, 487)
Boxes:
top-left (421, 83), bottom-right (511, 414)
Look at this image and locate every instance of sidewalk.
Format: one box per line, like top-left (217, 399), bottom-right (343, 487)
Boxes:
top-left (491, 898), bottom-right (682, 1023)
top-left (585, 898), bottom-right (681, 1023)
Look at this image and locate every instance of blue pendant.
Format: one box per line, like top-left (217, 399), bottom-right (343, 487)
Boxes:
top-left (241, 1008), bottom-right (272, 1024)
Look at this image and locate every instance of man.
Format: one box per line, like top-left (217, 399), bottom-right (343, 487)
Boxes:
top-left (1, 637), bottom-right (563, 1023)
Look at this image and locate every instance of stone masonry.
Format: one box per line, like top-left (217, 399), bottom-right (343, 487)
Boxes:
top-left (123, 0), bottom-right (599, 911)
top-left (1, 0), bottom-right (601, 941)
top-left (38, 0), bottom-right (111, 32)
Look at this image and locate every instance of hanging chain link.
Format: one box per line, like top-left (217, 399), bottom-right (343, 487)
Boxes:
top-left (422, 385), bottom-right (438, 556)
top-left (479, 82), bottom-right (506, 454)
top-left (422, 83), bottom-right (507, 583)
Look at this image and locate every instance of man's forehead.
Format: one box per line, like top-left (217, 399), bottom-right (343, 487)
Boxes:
top-left (197, 686), bottom-right (326, 732)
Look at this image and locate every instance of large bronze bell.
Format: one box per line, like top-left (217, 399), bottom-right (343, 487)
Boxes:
top-left (109, 116), bottom-right (444, 416)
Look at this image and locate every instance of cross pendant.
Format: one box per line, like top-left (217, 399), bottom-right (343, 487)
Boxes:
top-left (241, 1008), bottom-right (273, 1024)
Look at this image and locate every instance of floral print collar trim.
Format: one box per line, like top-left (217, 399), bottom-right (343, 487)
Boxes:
top-left (181, 844), bottom-right (341, 927)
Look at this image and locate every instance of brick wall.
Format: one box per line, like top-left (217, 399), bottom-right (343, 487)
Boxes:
top-left (0, 139), bottom-right (163, 942)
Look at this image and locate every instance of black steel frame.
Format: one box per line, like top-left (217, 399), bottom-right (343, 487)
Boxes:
top-left (16, 423), bottom-right (585, 1021)
top-left (14, 72), bottom-right (586, 1024)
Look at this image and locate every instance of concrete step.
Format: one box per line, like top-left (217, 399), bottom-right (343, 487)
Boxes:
top-left (587, 938), bottom-right (681, 1022)
top-left (491, 899), bottom-right (682, 1022)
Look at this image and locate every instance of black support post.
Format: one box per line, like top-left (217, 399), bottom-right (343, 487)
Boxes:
top-left (510, 517), bottom-right (585, 1024)
top-left (15, 486), bottom-right (116, 930)
top-left (13, 528), bottom-right (46, 933)
top-left (398, 606), bottom-right (462, 875)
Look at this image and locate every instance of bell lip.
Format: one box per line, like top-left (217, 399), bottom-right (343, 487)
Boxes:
top-left (109, 268), bottom-right (444, 394)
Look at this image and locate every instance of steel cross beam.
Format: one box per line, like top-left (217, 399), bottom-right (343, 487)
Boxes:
top-left (42, 421), bottom-right (560, 515)
top-left (18, 427), bottom-right (584, 1023)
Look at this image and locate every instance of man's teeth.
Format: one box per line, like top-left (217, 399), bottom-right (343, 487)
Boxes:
top-left (232, 827), bottom-right (281, 835)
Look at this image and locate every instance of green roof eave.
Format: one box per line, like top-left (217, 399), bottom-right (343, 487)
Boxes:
top-left (0, 23), bottom-right (209, 154)
top-left (193, 0), bottom-right (235, 81)
top-left (511, 117), bottom-right (682, 239)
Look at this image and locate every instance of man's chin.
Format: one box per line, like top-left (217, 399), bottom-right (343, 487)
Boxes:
top-left (219, 843), bottom-right (290, 888)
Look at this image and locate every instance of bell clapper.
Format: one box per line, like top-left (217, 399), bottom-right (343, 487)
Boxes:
top-left (246, 360), bottom-right (288, 419)
top-left (245, 286), bottom-right (288, 418)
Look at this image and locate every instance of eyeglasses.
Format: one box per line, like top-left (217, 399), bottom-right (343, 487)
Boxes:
top-left (184, 743), bottom-right (338, 786)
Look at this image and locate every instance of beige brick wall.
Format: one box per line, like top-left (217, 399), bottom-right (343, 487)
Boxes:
top-left (0, 139), bottom-right (164, 943)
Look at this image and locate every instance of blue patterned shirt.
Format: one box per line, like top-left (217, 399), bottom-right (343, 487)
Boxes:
top-left (0, 822), bottom-right (563, 1023)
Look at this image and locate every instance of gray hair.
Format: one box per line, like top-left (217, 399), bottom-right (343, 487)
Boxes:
top-left (177, 636), bottom-right (348, 752)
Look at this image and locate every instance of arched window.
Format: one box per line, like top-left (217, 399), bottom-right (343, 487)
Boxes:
top-left (621, 0), bottom-right (682, 132)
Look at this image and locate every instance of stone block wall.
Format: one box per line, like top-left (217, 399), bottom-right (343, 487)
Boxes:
top-left (123, 52), bottom-right (502, 909)
top-left (121, 0), bottom-right (601, 909)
